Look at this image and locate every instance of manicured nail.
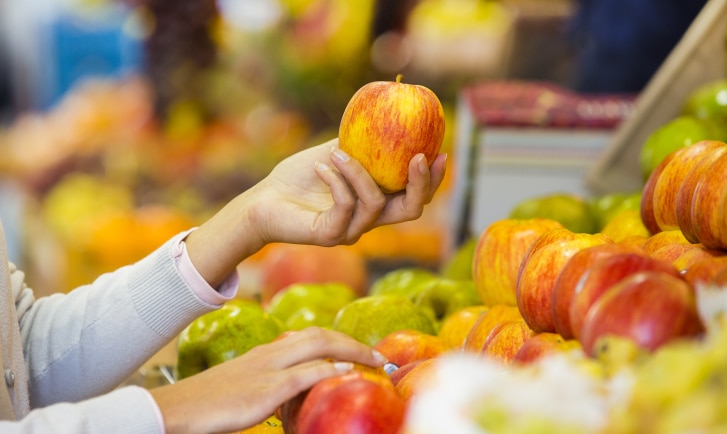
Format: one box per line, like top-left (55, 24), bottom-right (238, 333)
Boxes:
top-left (372, 350), bottom-right (388, 365)
top-left (315, 160), bottom-right (331, 171)
top-left (333, 361), bottom-right (353, 372)
top-left (417, 154), bottom-right (428, 175)
top-left (331, 147), bottom-right (350, 162)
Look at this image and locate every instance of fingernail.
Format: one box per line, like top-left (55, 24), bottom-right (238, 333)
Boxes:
top-left (333, 361), bottom-right (353, 372)
top-left (417, 154), bottom-right (428, 175)
top-left (315, 160), bottom-right (331, 170)
top-left (372, 350), bottom-right (388, 365)
top-left (331, 147), bottom-right (350, 162)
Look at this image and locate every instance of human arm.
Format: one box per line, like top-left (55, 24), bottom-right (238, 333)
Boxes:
top-left (184, 138), bottom-right (447, 288)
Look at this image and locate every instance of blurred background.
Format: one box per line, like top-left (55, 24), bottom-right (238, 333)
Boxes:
top-left (0, 0), bottom-right (708, 297)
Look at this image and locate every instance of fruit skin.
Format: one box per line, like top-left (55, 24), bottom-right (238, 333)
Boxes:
top-left (580, 271), bottom-right (705, 356)
top-left (508, 192), bottom-right (598, 234)
top-left (675, 144), bottom-right (727, 243)
top-left (600, 209), bottom-right (651, 243)
top-left (176, 299), bottom-right (286, 380)
top-left (437, 305), bottom-right (489, 350)
top-left (259, 244), bottom-right (368, 305)
top-left (296, 371), bottom-right (407, 434)
top-left (651, 140), bottom-right (727, 232)
top-left (674, 247), bottom-right (727, 288)
top-left (338, 74), bottom-right (445, 193)
top-left (393, 357), bottom-right (438, 402)
top-left (682, 79), bottom-right (727, 123)
top-left (480, 319), bottom-right (535, 365)
top-left (472, 218), bottom-right (564, 307)
top-left (568, 252), bottom-right (680, 341)
top-left (413, 277), bottom-right (481, 330)
top-left (368, 267), bottom-right (437, 300)
top-left (640, 152), bottom-right (675, 235)
top-left (512, 332), bottom-right (582, 366)
top-left (516, 229), bottom-right (611, 333)
top-left (689, 151), bottom-right (727, 249)
top-left (461, 304), bottom-right (523, 353)
top-left (373, 329), bottom-right (447, 368)
top-left (266, 282), bottom-right (357, 330)
top-left (639, 116), bottom-right (723, 181)
top-left (551, 243), bottom-right (643, 339)
top-left (333, 295), bottom-right (436, 346)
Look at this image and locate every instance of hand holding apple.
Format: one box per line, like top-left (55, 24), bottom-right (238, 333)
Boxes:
top-left (339, 74), bottom-right (445, 193)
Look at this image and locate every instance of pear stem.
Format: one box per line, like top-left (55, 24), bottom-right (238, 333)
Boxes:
top-left (396, 74), bottom-right (403, 84)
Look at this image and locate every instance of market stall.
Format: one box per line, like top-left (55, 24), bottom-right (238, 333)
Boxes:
top-left (1, 0), bottom-right (727, 432)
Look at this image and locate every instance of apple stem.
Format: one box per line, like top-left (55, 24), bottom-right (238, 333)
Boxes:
top-left (396, 74), bottom-right (403, 84)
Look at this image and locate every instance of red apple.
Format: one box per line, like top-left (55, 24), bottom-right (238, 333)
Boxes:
top-left (689, 151), bottom-right (727, 249)
top-left (394, 357), bottom-right (438, 402)
top-left (296, 371), bottom-right (407, 434)
top-left (682, 255), bottom-right (727, 288)
top-left (580, 271), bottom-right (705, 356)
top-left (569, 252), bottom-right (680, 340)
top-left (648, 243), bottom-right (701, 264)
top-left (516, 230), bottom-right (611, 333)
top-left (472, 218), bottom-right (564, 306)
top-left (512, 332), bottom-right (582, 365)
top-left (258, 244), bottom-right (368, 304)
top-left (338, 74), bottom-right (445, 193)
top-left (437, 305), bottom-right (489, 350)
top-left (462, 304), bottom-right (523, 353)
top-left (675, 144), bottom-right (727, 243)
top-left (480, 319), bottom-right (535, 365)
top-left (551, 243), bottom-right (643, 339)
top-left (373, 329), bottom-right (447, 368)
top-left (652, 140), bottom-right (727, 232)
top-left (641, 229), bottom-right (691, 256)
top-left (389, 359), bottom-right (424, 387)
top-left (641, 152), bottom-right (676, 235)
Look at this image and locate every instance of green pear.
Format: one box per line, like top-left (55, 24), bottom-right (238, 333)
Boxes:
top-left (683, 79), bottom-right (727, 123)
top-left (333, 295), bottom-right (436, 346)
top-left (368, 267), bottom-right (437, 300)
top-left (440, 237), bottom-right (477, 281)
top-left (414, 277), bottom-right (481, 330)
top-left (266, 282), bottom-right (357, 330)
top-left (508, 193), bottom-right (598, 234)
top-left (176, 299), bottom-right (286, 380)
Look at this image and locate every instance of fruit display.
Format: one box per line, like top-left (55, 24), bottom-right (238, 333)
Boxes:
top-left (194, 138), bottom-right (727, 433)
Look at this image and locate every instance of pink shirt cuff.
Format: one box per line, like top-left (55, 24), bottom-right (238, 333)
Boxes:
top-left (172, 229), bottom-right (239, 306)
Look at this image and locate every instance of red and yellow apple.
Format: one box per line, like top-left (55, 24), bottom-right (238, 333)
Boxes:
top-left (373, 329), bottom-right (447, 368)
top-left (580, 271), bottom-right (704, 356)
top-left (641, 229), bottom-right (691, 256)
top-left (295, 371), bottom-right (406, 434)
top-left (650, 140), bottom-right (727, 232)
top-left (516, 229), bottom-right (611, 333)
top-left (640, 152), bottom-right (675, 235)
top-left (675, 144), bottom-right (727, 243)
top-left (551, 242), bottom-right (643, 339)
top-left (480, 319), bottom-right (535, 365)
top-left (472, 218), bottom-right (564, 306)
top-left (462, 304), bottom-right (523, 353)
top-left (338, 74), bottom-right (445, 193)
top-left (512, 332), bottom-right (582, 365)
top-left (437, 305), bottom-right (489, 350)
top-left (393, 357), bottom-right (438, 402)
top-left (568, 252), bottom-right (680, 340)
top-left (689, 150), bottom-right (727, 249)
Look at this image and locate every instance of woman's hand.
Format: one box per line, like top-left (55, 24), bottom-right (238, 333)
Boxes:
top-left (150, 327), bottom-right (388, 434)
top-left (185, 138), bottom-right (447, 288)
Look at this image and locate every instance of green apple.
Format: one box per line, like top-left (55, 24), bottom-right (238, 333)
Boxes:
top-left (508, 192), bottom-right (598, 234)
top-left (368, 267), bottom-right (437, 300)
top-left (176, 299), bottom-right (286, 380)
top-left (683, 79), bottom-right (727, 123)
top-left (413, 277), bottom-right (481, 330)
top-left (590, 191), bottom-right (642, 231)
top-left (266, 282), bottom-right (358, 330)
top-left (639, 115), bottom-right (725, 180)
top-left (333, 295), bottom-right (436, 346)
top-left (440, 237), bottom-right (477, 281)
